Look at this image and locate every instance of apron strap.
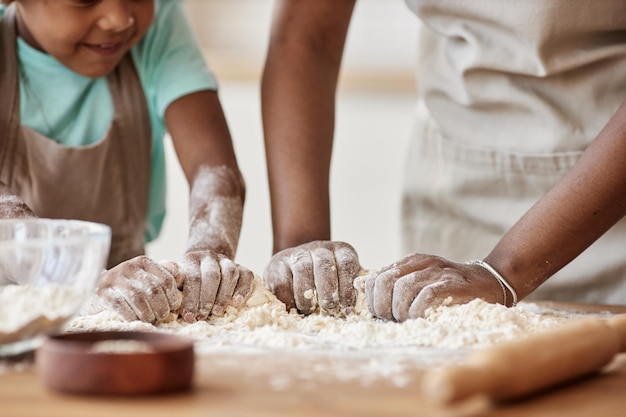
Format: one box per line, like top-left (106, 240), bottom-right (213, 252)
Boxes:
top-left (104, 55), bottom-right (152, 266)
top-left (0, 4), bottom-right (20, 186)
top-left (106, 55), bottom-right (152, 238)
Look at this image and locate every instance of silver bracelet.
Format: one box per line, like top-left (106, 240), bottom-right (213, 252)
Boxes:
top-left (466, 260), bottom-right (518, 307)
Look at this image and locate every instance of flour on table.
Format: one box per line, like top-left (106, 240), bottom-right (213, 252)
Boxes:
top-left (67, 276), bottom-right (584, 388)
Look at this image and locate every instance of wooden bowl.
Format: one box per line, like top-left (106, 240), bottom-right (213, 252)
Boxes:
top-left (36, 331), bottom-right (194, 395)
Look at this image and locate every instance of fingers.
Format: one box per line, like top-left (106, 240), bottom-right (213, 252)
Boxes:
top-left (408, 283), bottom-right (446, 319)
top-left (366, 268), bottom-right (435, 321)
top-left (291, 250), bottom-right (316, 313)
top-left (312, 247), bottom-right (339, 312)
top-left (370, 268), bottom-right (402, 321)
top-left (96, 256), bottom-right (180, 323)
top-left (132, 269), bottom-right (170, 322)
top-left (146, 261), bottom-right (182, 310)
top-left (159, 260), bottom-right (186, 289)
top-left (365, 254), bottom-right (432, 320)
top-left (334, 243), bottom-right (360, 311)
top-left (263, 258), bottom-right (296, 310)
top-left (179, 255), bottom-right (202, 323)
top-left (232, 267), bottom-right (254, 307)
top-left (373, 253), bottom-right (437, 278)
top-left (180, 253), bottom-right (225, 322)
top-left (365, 274), bottom-right (376, 316)
top-left (364, 254), bottom-right (478, 322)
top-left (98, 253), bottom-right (256, 323)
top-left (98, 273), bottom-right (160, 323)
top-left (181, 251), bottom-right (257, 322)
top-left (210, 258), bottom-right (240, 317)
top-left (97, 285), bottom-right (137, 321)
top-left (393, 273), bottom-right (436, 321)
top-left (264, 241), bottom-right (362, 315)
top-left (409, 272), bottom-right (484, 319)
top-left (197, 255), bottom-right (222, 320)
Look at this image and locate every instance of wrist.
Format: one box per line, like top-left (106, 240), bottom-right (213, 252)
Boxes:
top-left (467, 259), bottom-right (518, 307)
top-left (273, 234), bottom-right (331, 254)
top-left (186, 227), bottom-right (237, 260)
top-left (185, 242), bottom-right (235, 260)
top-left (484, 254), bottom-right (548, 301)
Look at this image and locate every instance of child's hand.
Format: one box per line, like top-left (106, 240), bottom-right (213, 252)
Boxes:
top-left (263, 241), bottom-right (361, 315)
top-left (177, 250), bottom-right (254, 323)
top-left (96, 256), bottom-right (183, 323)
top-left (0, 188), bottom-right (37, 219)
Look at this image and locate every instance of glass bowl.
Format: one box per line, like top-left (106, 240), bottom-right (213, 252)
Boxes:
top-left (0, 219), bottom-right (111, 356)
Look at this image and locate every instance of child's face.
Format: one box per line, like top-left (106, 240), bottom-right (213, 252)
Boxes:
top-left (15, 0), bottom-right (155, 78)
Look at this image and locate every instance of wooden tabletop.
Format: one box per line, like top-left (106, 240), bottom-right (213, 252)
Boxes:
top-left (2, 302), bottom-right (626, 417)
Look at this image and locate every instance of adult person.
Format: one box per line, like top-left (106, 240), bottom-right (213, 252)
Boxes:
top-left (0, 0), bottom-right (254, 323)
top-left (261, 0), bottom-right (626, 320)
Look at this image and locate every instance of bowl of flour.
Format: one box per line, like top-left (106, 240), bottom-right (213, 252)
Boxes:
top-left (0, 219), bottom-right (111, 356)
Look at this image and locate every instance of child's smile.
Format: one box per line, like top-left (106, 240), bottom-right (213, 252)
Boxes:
top-left (82, 41), bottom-right (126, 56)
top-left (14, 0), bottom-right (154, 78)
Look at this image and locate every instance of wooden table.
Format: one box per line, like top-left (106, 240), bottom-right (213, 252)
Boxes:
top-left (2, 302), bottom-right (626, 417)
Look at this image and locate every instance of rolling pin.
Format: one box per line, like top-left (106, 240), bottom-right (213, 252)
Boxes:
top-left (421, 314), bottom-right (626, 404)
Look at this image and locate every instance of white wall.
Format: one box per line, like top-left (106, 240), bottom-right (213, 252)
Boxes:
top-left (183, 0), bottom-right (418, 89)
top-left (146, 0), bottom-right (419, 275)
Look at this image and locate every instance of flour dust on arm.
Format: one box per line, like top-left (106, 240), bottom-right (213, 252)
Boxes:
top-left (176, 165), bottom-right (254, 322)
top-left (186, 164), bottom-right (245, 259)
top-left (0, 184), bottom-right (36, 219)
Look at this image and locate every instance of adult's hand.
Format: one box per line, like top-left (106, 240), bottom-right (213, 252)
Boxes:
top-left (177, 250), bottom-right (254, 323)
top-left (363, 254), bottom-right (510, 322)
top-left (263, 240), bottom-right (361, 315)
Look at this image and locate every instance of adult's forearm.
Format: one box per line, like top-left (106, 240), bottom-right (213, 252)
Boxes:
top-left (261, 0), bottom-right (355, 253)
top-left (485, 101), bottom-right (626, 299)
top-left (262, 51), bottom-right (335, 252)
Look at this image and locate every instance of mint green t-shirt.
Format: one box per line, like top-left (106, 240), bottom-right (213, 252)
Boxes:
top-left (0, 0), bottom-right (218, 242)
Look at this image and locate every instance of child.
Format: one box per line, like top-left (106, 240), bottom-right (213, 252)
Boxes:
top-left (0, 0), bottom-right (253, 323)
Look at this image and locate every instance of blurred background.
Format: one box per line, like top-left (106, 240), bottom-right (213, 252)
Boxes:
top-left (146, 0), bottom-right (420, 275)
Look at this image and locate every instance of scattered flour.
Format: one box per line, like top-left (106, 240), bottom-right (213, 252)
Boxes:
top-left (64, 277), bottom-right (586, 388)
top-left (69, 277), bottom-right (572, 351)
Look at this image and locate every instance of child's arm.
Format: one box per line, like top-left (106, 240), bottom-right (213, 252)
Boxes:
top-left (96, 90), bottom-right (253, 324)
top-left (0, 183), bottom-right (36, 219)
top-left (364, 101), bottom-right (626, 321)
top-left (164, 90), bottom-right (253, 322)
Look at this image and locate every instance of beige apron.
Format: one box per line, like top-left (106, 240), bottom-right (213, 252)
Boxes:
top-left (402, 0), bottom-right (626, 304)
top-left (0, 6), bottom-right (151, 269)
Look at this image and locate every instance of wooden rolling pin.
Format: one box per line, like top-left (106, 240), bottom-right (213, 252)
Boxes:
top-left (421, 314), bottom-right (626, 404)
